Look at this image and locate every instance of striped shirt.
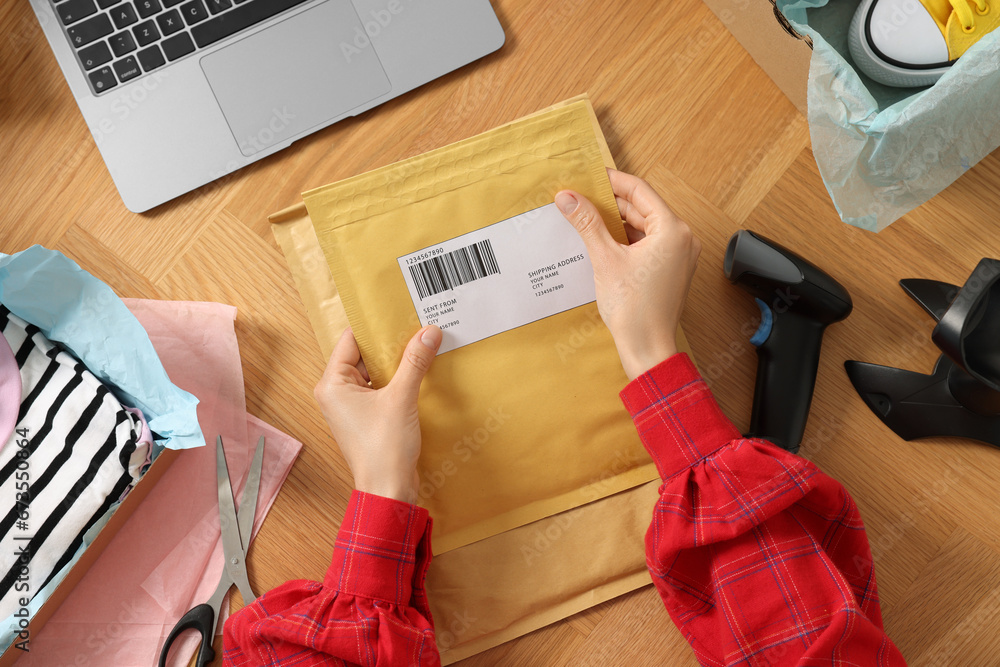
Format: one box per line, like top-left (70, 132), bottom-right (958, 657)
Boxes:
top-left (0, 306), bottom-right (150, 621)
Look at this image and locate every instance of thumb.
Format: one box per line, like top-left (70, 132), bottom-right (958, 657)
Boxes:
top-left (555, 190), bottom-right (615, 262)
top-left (390, 325), bottom-right (442, 400)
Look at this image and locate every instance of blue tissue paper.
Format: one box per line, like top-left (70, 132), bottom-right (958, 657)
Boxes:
top-left (778, 0), bottom-right (1000, 231)
top-left (0, 246), bottom-right (203, 450)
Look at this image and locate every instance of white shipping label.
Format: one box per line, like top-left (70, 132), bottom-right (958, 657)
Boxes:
top-left (398, 203), bottom-right (597, 354)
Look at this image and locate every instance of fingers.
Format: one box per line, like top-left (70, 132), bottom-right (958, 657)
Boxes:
top-left (608, 169), bottom-right (667, 213)
top-left (607, 170), bottom-right (673, 232)
top-left (555, 190), bottom-right (616, 263)
top-left (320, 328), bottom-right (367, 388)
top-left (356, 358), bottom-right (370, 383)
top-left (331, 328), bottom-right (362, 369)
top-left (316, 329), bottom-right (367, 407)
top-left (389, 325), bottom-right (442, 401)
top-left (615, 195), bottom-right (645, 234)
top-left (622, 222), bottom-right (645, 245)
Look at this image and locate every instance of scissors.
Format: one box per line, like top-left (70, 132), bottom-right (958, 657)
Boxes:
top-left (158, 435), bottom-right (265, 667)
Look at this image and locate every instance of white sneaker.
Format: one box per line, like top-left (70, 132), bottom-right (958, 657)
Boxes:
top-left (849, 0), bottom-right (996, 87)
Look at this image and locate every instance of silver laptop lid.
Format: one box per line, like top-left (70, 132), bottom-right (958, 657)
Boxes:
top-left (30, 0), bottom-right (505, 212)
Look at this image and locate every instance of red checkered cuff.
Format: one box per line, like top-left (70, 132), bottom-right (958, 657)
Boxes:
top-left (325, 490), bottom-right (432, 606)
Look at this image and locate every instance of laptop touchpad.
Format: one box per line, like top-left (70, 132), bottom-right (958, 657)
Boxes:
top-left (201, 1), bottom-right (391, 157)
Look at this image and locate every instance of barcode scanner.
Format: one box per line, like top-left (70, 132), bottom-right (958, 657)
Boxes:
top-left (723, 230), bottom-right (853, 453)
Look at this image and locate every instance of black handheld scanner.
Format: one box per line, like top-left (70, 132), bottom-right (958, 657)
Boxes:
top-left (724, 230), bottom-right (853, 453)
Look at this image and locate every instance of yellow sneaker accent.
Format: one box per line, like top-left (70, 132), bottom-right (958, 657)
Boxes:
top-left (921, 0), bottom-right (1000, 58)
top-left (920, 0), bottom-right (955, 30)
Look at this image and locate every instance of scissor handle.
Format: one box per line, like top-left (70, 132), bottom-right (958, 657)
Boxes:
top-left (157, 603), bottom-right (217, 667)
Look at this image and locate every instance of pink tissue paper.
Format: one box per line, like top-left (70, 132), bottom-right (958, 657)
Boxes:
top-left (17, 300), bottom-right (302, 666)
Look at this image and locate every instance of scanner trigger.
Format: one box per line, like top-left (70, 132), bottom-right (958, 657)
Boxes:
top-left (749, 298), bottom-right (773, 348)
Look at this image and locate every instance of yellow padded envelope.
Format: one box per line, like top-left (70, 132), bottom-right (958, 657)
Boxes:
top-left (302, 100), bottom-right (659, 553)
top-left (270, 197), bottom-right (669, 661)
top-left (270, 97), bottom-right (696, 658)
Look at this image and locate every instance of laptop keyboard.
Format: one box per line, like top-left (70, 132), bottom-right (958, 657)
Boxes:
top-left (54, 0), bottom-right (312, 95)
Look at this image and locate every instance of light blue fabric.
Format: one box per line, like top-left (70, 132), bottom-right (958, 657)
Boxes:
top-left (0, 246), bottom-right (204, 652)
top-left (778, 0), bottom-right (1000, 231)
top-left (0, 246), bottom-right (203, 450)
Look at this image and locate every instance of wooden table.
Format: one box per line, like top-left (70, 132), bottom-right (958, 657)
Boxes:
top-left (4, 0), bottom-right (1000, 664)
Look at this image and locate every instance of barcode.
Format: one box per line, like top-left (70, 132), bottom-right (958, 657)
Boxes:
top-left (409, 240), bottom-right (500, 300)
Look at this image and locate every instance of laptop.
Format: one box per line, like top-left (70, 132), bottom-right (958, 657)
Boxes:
top-left (30, 0), bottom-right (505, 212)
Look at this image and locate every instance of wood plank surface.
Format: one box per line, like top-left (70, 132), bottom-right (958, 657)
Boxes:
top-left (3, 0), bottom-right (999, 664)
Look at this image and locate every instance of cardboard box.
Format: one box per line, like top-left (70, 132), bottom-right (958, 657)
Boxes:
top-left (0, 447), bottom-right (179, 665)
top-left (702, 0), bottom-right (812, 114)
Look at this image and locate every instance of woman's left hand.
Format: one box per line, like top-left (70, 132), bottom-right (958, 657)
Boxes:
top-left (314, 325), bottom-right (442, 504)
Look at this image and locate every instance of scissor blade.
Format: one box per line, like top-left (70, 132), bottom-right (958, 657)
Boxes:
top-left (237, 437), bottom-right (265, 557)
top-left (216, 436), bottom-right (254, 604)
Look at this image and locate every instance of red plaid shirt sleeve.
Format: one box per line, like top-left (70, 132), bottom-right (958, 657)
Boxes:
top-left (621, 353), bottom-right (906, 666)
top-left (225, 353), bottom-right (905, 667)
top-left (223, 490), bottom-right (441, 667)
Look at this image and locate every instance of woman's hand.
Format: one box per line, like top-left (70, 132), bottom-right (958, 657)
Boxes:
top-left (314, 326), bottom-right (442, 504)
top-left (556, 169), bottom-right (701, 380)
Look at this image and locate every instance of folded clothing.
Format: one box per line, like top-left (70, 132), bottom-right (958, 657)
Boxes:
top-left (0, 306), bottom-right (149, 620)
